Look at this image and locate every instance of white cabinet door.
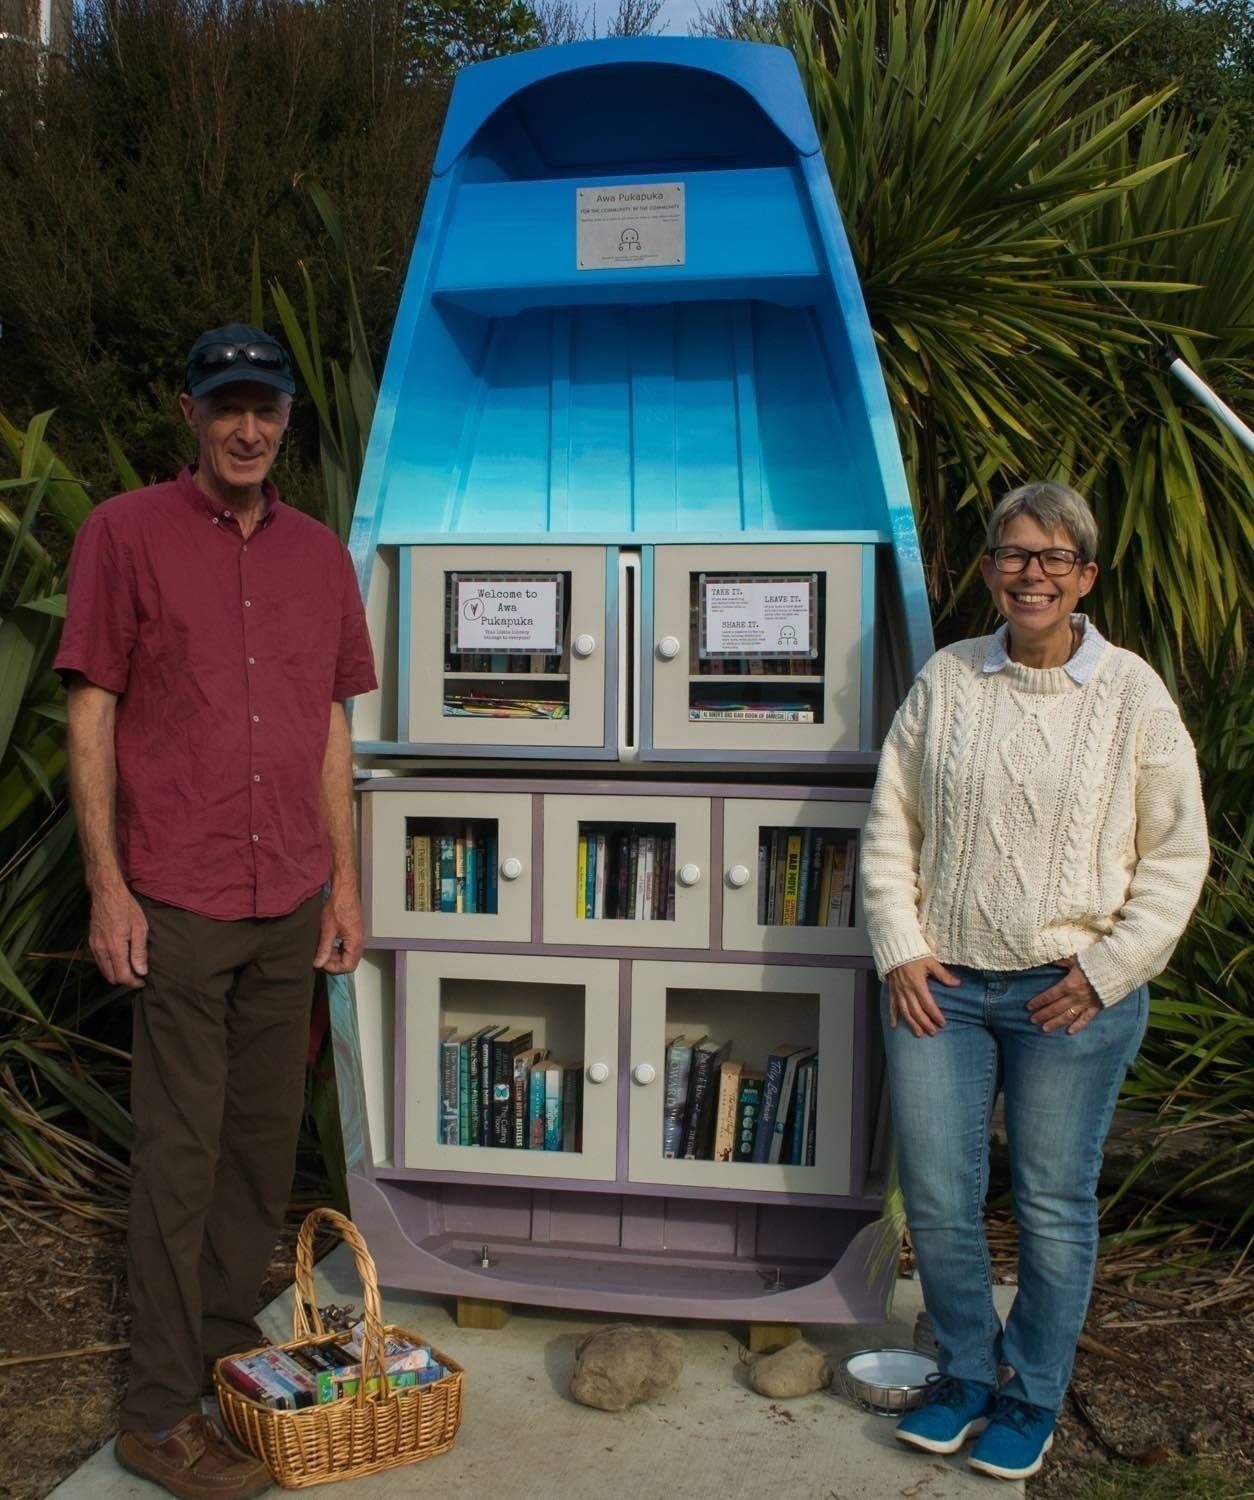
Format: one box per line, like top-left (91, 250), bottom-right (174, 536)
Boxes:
top-left (647, 543), bottom-right (868, 758)
top-left (541, 793), bottom-right (712, 950)
top-left (721, 796), bottom-right (870, 956)
top-left (401, 951), bottom-right (619, 1181)
top-left (364, 789), bottom-right (533, 943)
top-left (402, 544), bottom-right (614, 753)
top-left (627, 961), bottom-right (855, 1195)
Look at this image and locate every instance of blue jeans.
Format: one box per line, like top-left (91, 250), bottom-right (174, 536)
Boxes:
top-left (882, 964), bottom-right (1148, 1412)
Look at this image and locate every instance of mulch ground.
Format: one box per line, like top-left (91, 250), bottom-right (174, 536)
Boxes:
top-left (0, 1206), bottom-right (1249, 1499)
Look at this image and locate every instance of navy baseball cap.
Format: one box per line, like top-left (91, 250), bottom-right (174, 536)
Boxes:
top-left (185, 323), bottom-right (297, 398)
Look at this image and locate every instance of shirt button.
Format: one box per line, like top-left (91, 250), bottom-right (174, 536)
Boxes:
top-left (224, 509), bottom-right (232, 517)
top-left (247, 657), bottom-right (256, 665)
top-left (252, 714), bottom-right (260, 723)
top-left (244, 599), bottom-right (252, 607)
top-left (254, 774), bottom-right (261, 782)
top-left (251, 833), bottom-right (259, 842)
top-left (212, 517), bottom-right (220, 525)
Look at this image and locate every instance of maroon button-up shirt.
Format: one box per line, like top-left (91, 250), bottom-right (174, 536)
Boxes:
top-left (55, 468), bottom-right (377, 920)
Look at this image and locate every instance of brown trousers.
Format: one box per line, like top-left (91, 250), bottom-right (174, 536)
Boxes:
top-left (121, 894), bottom-right (322, 1433)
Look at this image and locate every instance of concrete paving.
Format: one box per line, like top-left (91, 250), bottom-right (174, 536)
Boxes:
top-left (51, 1253), bottom-right (1021, 1500)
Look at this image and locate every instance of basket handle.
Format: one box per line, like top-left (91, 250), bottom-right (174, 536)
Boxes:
top-left (291, 1206), bottom-right (390, 1403)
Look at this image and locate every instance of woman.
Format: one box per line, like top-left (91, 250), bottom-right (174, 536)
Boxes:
top-left (861, 482), bottom-right (1209, 1481)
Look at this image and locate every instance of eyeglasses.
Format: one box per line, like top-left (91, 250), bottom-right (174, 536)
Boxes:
top-left (188, 342), bottom-right (291, 380)
top-left (987, 546), bottom-right (1087, 577)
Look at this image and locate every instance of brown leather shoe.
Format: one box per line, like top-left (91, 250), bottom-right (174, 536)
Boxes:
top-left (114, 1413), bottom-right (272, 1499)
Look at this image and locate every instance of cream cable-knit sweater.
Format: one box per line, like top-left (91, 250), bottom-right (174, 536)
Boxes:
top-left (861, 626), bottom-right (1209, 1005)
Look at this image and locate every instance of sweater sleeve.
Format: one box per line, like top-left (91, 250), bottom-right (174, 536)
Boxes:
top-left (861, 671), bottom-right (934, 977)
top-left (1077, 707), bottom-right (1210, 1004)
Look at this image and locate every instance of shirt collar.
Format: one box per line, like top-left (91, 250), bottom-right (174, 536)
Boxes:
top-left (179, 465), bottom-right (281, 529)
top-left (983, 614), bottom-right (1105, 684)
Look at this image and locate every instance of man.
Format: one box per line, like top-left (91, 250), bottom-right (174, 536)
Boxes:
top-left (55, 323), bottom-right (377, 1500)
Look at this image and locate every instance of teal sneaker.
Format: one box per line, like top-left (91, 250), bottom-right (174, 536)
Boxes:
top-left (967, 1395), bottom-right (1056, 1479)
top-left (894, 1375), bottom-right (997, 1455)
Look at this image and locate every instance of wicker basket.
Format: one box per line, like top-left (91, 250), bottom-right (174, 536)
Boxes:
top-left (214, 1206), bottom-right (464, 1488)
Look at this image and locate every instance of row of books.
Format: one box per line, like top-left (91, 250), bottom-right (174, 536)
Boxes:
top-left (442, 692), bottom-right (570, 719)
top-left (688, 701), bottom-right (817, 723)
top-left (444, 651), bottom-right (564, 675)
top-left (405, 826), bottom-right (498, 914)
top-left (663, 1035), bottom-right (818, 1166)
top-left (219, 1328), bottom-right (449, 1409)
top-left (438, 1026), bottom-right (583, 1152)
top-left (690, 655), bottom-right (820, 676)
top-left (758, 827), bottom-right (858, 927)
top-left (575, 827), bottom-right (675, 920)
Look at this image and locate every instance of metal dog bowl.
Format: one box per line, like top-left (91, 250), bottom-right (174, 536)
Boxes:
top-left (838, 1348), bottom-right (938, 1415)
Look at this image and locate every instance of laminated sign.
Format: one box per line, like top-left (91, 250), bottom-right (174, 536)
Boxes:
top-left (453, 574), bottom-right (562, 654)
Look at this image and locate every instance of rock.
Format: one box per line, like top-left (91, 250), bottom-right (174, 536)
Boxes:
top-left (748, 1339), bottom-right (831, 1398)
top-left (569, 1325), bottom-right (684, 1411)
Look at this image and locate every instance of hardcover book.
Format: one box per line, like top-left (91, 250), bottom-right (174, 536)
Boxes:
top-left (680, 1038), bottom-right (731, 1159)
top-left (490, 1028), bottom-right (535, 1147)
top-left (661, 1033), bottom-right (705, 1159)
top-left (751, 1043), bottom-right (813, 1163)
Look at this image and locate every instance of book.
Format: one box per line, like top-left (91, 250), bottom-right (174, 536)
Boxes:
top-left (733, 1070), bottom-right (764, 1162)
top-left (768, 1044), bottom-right (816, 1164)
top-left (661, 1034), bottom-right (704, 1158)
top-left (756, 837), bottom-right (770, 925)
top-left (816, 839), bottom-right (836, 924)
top-left (469, 1024), bottom-right (505, 1146)
top-left (770, 829), bottom-right (788, 926)
top-left (752, 1043), bottom-right (814, 1163)
top-left (528, 1059), bottom-right (547, 1148)
top-left (541, 1060), bottom-right (563, 1149)
top-left (464, 826), bottom-right (479, 914)
top-left (512, 1046), bottom-right (548, 1148)
top-left (838, 835), bottom-right (858, 926)
top-left (801, 1056), bottom-right (818, 1167)
top-left (454, 834), bottom-right (466, 912)
top-left (680, 1038), bottom-right (731, 1159)
top-left (824, 838), bottom-right (848, 927)
top-left (641, 834), bottom-right (656, 921)
top-left (796, 828), bottom-right (815, 926)
top-left (712, 1058), bottom-right (745, 1162)
top-left (457, 1035), bottom-right (473, 1145)
top-left (576, 832), bottom-right (589, 918)
top-left (687, 707), bottom-right (816, 722)
top-left (627, 831), bottom-right (641, 920)
top-left (485, 832), bottom-right (498, 914)
top-left (593, 831), bottom-right (608, 918)
top-left (490, 1028), bottom-right (534, 1147)
top-left (438, 1026), bottom-right (462, 1145)
top-left (438, 835), bottom-right (456, 912)
top-left (412, 834), bottom-right (432, 913)
top-left (561, 1062), bottom-right (583, 1152)
top-left (780, 832), bottom-right (803, 925)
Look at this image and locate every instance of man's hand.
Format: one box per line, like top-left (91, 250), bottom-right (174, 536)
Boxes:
top-left (315, 884), bottom-right (366, 974)
top-left (88, 881), bottom-right (148, 988)
top-left (885, 955), bottom-right (961, 1037)
top-left (1026, 956), bottom-right (1102, 1034)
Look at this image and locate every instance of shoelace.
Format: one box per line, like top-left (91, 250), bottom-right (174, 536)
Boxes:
top-left (921, 1374), bottom-right (982, 1410)
top-left (989, 1395), bottom-right (1051, 1434)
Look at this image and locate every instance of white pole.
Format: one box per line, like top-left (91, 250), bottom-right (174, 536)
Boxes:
top-left (1169, 358), bottom-right (1254, 455)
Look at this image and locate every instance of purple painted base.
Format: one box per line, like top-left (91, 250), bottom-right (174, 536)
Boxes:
top-left (347, 1173), bottom-right (897, 1324)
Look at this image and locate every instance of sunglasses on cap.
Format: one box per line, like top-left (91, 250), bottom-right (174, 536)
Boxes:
top-left (188, 341), bottom-right (292, 379)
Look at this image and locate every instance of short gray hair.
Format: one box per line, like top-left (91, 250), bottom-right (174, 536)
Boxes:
top-left (986, 481), bottom-right (1098, 561)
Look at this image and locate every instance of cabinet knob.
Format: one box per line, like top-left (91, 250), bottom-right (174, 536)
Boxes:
top-left (572, 632), bottom-right (597, 659)
top-left (632, 1062), bottom-right (657, 1086)
top-left (586, 1061), bottom-right (611, 1085)
top-left (677, 862), bottom-right (702, 888)
top-left (499, 856), bottom-right (524, 881)
top-left (726, 863), bottom-right (751, 888)
top-left (656, 635), bottom-right (681, 660)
